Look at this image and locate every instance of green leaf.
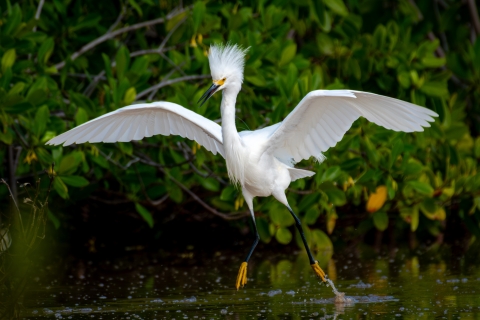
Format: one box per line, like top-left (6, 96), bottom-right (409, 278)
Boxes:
top-left (0, 127), bottom-right (14, 144)
top-left (312, 0), bottom-right (326, 26)
top-left (135, 203), bottom-right (154, 228)
top-left (269, 205), bottom-right (295, 227)
top-left (1, 49), bottom-right (16, 72)
top-left (279, 43), bottom-right (297, 66)
top-left (324, 0), bottom-right (348, 16)
top-left (304, 206), bottom-right (321, 225)
top-left (245, 75), bottom-right (266, 87)
top-left (3, 4), bottom-right (22, 35)
top-left (220, 185), bottom-right (236, 201)
top-left (420, 81), bottom-right (449, 97)
top-left (316, 33), bottom-right (334, 55)
top-left (320, 166), bottom-right (342, 183)
top-left (193, 1), bottom-right (206, 33)
top-left (421, 56), bottom-right (445, 68)
top-left (58, 152), bottom-right (83, 175)
top-left (389, 139), bottom-right (404, 167)
top-left (373, 211), bottom-right (388, 231)
top-left (118, 142), bottom-right (133, 155)
top-left (115, 46), bottom-right (130, 80)
top-left (33, 105), bottom-right (50, 137)
top-left (8, 82), bottom-right (25, 96)
top-left (75, 107), bottom-right (88, 126)
top-left (407, 180), bottom-right (434, 196)
top-left (37, 38), bottom-right (54, 65)
top-left (199, 177), bottom-right (220, 192)
top-left (322, 186), bottom-right (346, 206)
top-left (475, 137), bottom-right (480, 158)
top-left (397, 72), bottom-right (411, 88)
top-left (411, 206), bottom-right (419, 232)
top-left (256, 217), bottom-right (271, 243)
top-left (128, 0), bottom-right (143, 16)
top-left (53, 177), bottom-right (69, 199)
top-left (60, 176), bottom-right (89, 187)
top-left (123, 87), bottom-right (136, 104)
top-left (276, 227), bottom-right (292, 244)
top-left (311, 229), bottom-right (333, 252)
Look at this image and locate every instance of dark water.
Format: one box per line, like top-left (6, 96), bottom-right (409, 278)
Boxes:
top-left (20, 247), bottom-right (480, 319)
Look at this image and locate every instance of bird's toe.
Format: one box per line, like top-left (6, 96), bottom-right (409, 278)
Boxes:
top-left (311, 261), bottom-right (327, 282)
top-left (235, 262), bottom-right (248, 290)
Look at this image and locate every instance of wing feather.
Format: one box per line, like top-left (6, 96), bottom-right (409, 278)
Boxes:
top-left (263, 90), bottom-right (437, 163)
top-left (47, 101), bottom-right (225, 158)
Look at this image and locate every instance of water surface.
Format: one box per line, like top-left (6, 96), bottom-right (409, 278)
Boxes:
top-left (21, 247), bottom-right (480, 319)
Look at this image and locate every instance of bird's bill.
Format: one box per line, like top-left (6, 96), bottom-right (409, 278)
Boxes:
top-left (198, 83), bottom-right (220, 106)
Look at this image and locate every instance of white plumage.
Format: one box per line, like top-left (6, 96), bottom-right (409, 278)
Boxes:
top-left (47, 43), bottom-right (438, 212)
top-left (47, 44), bottom-right (438, 287)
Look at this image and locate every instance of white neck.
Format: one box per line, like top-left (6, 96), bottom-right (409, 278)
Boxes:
top-left (220, 85), bottom-right (245, 186)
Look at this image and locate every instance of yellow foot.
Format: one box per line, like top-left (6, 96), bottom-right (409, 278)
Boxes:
top-left (235, 262), bottom-right (248, 290)
top-left (311, 261), bottom-right (326, 282)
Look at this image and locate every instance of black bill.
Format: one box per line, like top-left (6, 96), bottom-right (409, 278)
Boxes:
top-left (198, 83), bottom-right (220, 106)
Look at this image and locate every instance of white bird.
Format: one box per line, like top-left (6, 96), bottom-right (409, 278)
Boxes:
top-left (47, 44), bottom-right (438, 290)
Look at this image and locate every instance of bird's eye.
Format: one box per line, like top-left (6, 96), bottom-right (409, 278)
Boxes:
top-left (215, 78), bottom-right (226, 86)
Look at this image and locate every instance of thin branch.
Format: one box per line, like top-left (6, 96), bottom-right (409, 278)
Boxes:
top-left (149, 194), bottom-right (169, 206)
top-left (0, 179), bottom-right (23, 235)
top-left (287, 188), bottom-right (314, 195)
top-left (134, 152), bottom-right (248, 220)
top-left (147, 62), bottom-right (187, 100)
top-left (32, 0), bottom-right (45, 32)
top-left (54, 6), bottom-right (189, 70)
top-left (7, 146), bottom-right (18, 202)
top-left (180, 141), bottom-right (228, 186)
top-left (157, 18), bottom-right (186, 54)
top-left (137, 74), bottom-right (210, 100)
top-left (427, 32), bottom-right (446, 57)
top-left (130, 45), bottom-right (175, 57)
top-left (35, 0), bottom-right (45, 19)
top-left (160, 52), bottom-right (187, 76)
top-left (89, 196), bottom-right (131, 204)
top-left (83, 46), bottom-right (177, 98)
top-left (97, 149), bottom-right (140, 170)
top-left (467, 0), bottom-right (480, 38)
top-left (108, 5), bottom-right (126, 33)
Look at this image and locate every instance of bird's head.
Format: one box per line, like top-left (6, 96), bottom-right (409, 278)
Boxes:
top-left (198, 43), bottom-right (248, 106)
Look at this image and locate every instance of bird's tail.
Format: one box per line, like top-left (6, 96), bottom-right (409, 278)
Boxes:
top-left (288, 168), bottom-right (315, 181)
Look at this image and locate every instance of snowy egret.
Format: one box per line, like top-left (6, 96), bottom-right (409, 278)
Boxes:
top-left (47, 44), bottom-right (438, 290)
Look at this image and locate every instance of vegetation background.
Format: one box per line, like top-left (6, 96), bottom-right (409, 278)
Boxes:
top-left (0, 0), bottom-right (479, 260)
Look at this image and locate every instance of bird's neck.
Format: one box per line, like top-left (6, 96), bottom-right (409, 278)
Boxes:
top-left (220, 87), bottom-right (240, 140)
top-left (220, 86), bottom-right (245, 186)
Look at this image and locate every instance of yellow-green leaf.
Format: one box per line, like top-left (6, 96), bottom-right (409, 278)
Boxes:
top-left (324, 0), bottom-right (349, 16)
top-left (1, 49), bottom-right (16, 72)
top-left (279, 43), bottom-right (297, 66)
top-left (135, 203), bottom-right (154, 228)
top-left (373, 211), bottom-right (388, 231)
top-left (124, 87), bottom-right (136, 104)
top-left (276, 227), bottom-right (292, 244)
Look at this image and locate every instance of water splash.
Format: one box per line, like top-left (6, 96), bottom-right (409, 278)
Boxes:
top-left (325, 275), bottom-right (355, 304)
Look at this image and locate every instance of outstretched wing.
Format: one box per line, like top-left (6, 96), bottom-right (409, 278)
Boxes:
top-left (263, 90), bottom-right (438, 163)
top-left (47, 101), bottom-right (225, 157)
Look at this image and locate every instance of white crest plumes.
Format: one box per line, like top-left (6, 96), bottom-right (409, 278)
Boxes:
top-left (208, 43), bottom-right (248, 83)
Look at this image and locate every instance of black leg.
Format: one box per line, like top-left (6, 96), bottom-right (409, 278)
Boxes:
top-left (286, 206), bottom-right (326, 282)
top-left (244, 218), bottom-right (260, 262)
top-left (236, 213), bottom-right (260, 289)
top-left (287, 206), bottom-right (316, 264)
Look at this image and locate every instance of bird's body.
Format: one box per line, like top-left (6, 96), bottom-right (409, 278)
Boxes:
top-left (47, 44), bottom-right (438, 289)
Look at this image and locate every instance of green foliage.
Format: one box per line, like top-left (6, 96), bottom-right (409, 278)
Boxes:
top-left (0, 0), bottom-right (479, 251)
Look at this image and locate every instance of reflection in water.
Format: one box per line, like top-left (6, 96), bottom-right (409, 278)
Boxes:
top-left (18, 247), bottom-right (480, 319)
